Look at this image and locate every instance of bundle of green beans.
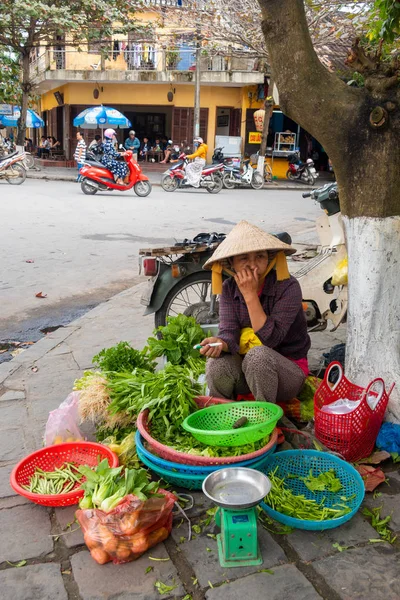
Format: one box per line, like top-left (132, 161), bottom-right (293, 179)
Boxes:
top-left (22, 463), bottom-right (82, 495)
top-left (265, 467), bottom-right (351, 521)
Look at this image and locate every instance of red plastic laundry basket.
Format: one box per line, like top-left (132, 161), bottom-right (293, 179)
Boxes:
top-left (314, 362), bottom-right (394, 462)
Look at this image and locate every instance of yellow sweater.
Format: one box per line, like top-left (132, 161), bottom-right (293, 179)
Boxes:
top-left (187, 143), bottom-right (208, 160)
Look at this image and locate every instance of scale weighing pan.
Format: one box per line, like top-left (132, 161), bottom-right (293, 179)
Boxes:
top-left (202, 468), bottom-right (271, 568)
top-left (202, 467), bottom-right (271, 510)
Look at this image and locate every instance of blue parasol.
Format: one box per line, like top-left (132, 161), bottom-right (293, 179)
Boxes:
top-left (73, 105), bottom-right (131, 129)
top-left (0, 107), bottom-right (44, 128)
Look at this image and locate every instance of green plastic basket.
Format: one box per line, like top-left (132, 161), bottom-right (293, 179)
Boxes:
top-left (182, 401), bottom-right (283, 447)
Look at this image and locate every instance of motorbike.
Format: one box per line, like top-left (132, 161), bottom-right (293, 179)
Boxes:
top-left (286, 152), bottom-right (318, 185)
top-left (222, 159), bottom-right (264, 190)
top-left (160, 154), bottom-right (224, 194)
top-left (0, 151), bottom-right (27, 185)
top-left (212, 147), bottom-right (241, 168)
top-left (139, 181), bottom-right (347, 333)
top-left (79, 149), bottom-right (152, 196)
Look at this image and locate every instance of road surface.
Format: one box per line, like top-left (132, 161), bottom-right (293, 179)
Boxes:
top-left (1, 179), bottom-right (320, 347)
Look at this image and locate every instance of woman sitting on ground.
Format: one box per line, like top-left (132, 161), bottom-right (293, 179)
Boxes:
top-left (100, 128), bottom-right (129, 185)
top-left (199, 220), bottom-right (310, 403)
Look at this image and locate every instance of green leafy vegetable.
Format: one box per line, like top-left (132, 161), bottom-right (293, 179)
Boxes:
top-left (264, 467), bottom-right (352, 521)
top-left (6, 560), bottom-right (27, 568)
top-left (154, 580), bottom-right (177, 595)
top-left (146, 314), bottom-right (205, 368)
top-left (297, 469), bottom-right (343, 493)
top-left (145, 566), bottom-right (154, 574)
top-left (78, 459), bottom-right (159, 512)
top-left (332, 542), bottom-right (348, 552)
top-left (93, 342), bottom-right (156, 374)
top-left (362, 506), bottom-right (397, 544)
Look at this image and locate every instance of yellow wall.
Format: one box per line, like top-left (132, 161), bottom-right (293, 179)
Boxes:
top-left (41, 83), bottom-right (265, 161)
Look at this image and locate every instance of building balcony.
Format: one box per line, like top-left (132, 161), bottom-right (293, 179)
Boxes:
top-left (29, 47), bottom-right (265, 92)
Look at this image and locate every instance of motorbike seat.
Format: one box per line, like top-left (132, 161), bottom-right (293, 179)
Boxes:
top-left (272, 232), bottom-right (292, 246)
top-left (84, 159), bottom-right (105, 168)
top-left (0, 150), bottom-right (19, 162)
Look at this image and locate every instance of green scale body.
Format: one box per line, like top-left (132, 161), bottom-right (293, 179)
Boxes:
top-left (215, 506), bottom-right (262, 567)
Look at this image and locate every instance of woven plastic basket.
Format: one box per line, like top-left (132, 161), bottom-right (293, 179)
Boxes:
top-left (182, 401), bottom-right (283, 446)
top-left (314, 362), bottom-right (394, 462)
top-left (137, 396), bottom-right (279, 466)
top-left (135, 429), bottom-right (277, 475)
top-left (137, 444), bottom-right (275, 490)
top-left (10, 442), bottom-right (119, 507)
top-left (260, 450), bottom-right (364, 530)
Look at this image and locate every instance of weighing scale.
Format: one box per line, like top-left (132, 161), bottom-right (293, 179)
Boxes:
top-left (202, 467), bottom-right (271, 568)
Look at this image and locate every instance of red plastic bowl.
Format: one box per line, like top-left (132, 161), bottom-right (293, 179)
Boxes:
top-left (137, 395), bottom-right (279, 466)
top-left (10, 441), bottom-right (119, 507)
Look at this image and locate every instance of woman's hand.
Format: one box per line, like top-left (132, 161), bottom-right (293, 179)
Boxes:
top-left (199, 337), bottom-right (227, 358)
top-left (234, 267), bottom-right (259, 301)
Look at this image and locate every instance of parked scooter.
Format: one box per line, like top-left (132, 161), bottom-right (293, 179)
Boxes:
top-left (0, 151), bottom-right (27, 185)
top-left (212, 147), bottom-right (240, 168)
top-left (139, 181), bottom-right (347, 332)
top-left (286, 152), bottom-right (318, 185)
top-left (161, 154), bottom-right (224, 193)
top-left (79, 150), bottom-right (151, 196)
top-left (222, 159), bottom-right (264, 190)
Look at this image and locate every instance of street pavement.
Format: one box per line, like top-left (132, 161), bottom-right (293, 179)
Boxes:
top-left (0, 281), bottom-right (399, 600)
top-left (1, 178), bottom-right (320, 350)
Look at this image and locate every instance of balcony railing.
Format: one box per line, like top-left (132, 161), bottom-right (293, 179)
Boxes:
top-left (29, 46), bottom-right (265, 79)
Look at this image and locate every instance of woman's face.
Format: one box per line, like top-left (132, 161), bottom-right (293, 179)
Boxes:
top-left (231, 251), bottom-right (269, 280)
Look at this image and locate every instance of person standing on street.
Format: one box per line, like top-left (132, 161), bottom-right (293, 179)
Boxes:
top-left (124, 130), bottom-right (140, 161)
top-left (74, 131), bottom-right (86, 182)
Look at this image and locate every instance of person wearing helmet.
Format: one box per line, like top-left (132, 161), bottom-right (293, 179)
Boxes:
top-left (185, 137), bottom-right (208, 187)
top-left (124, 130), bottom-right (140, 161)
top-left (101, 128), bottom-right (129, 185)
top-left (160, 139), bottom-right (174, 164)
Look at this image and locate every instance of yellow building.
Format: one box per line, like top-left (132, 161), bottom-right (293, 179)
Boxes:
top-left (29, 4), bottom-right (271, 162)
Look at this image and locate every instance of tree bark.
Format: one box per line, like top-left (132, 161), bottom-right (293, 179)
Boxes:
top-left (257, 0), bottom-right (400, 419)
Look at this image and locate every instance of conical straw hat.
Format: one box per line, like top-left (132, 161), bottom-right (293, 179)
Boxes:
top-left (203, 220), bottom-right (295, 270)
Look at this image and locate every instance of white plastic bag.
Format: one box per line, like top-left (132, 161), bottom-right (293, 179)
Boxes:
top-left (44, 392), bottom-right (84, 445)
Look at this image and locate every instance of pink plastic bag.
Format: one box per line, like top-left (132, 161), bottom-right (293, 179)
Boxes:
top-left (44, 392), bottom-right (84, 445)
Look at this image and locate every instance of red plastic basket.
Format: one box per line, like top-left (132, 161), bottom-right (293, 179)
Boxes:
top-left (10, 441), bottom-right (119, 507)
top-left (137, 395), bottom-right (279, 466)
top-left (314, 362), bottom-right (394, 462)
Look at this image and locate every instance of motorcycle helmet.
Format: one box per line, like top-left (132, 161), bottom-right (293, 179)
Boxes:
top-left (194, 137), bottom-right (203, 144)
top-left (104, 128), bottom-right (116, 139)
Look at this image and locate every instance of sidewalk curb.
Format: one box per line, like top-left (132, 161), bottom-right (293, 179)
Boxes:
top-left (26, 171), bottom-right (323, 191)
top-left (0, 284), bottom-right (146, 386)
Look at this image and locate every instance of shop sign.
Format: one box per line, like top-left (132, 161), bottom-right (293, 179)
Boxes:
top-left (248, 131), bottom-right (261, 144)
top-left (0, 104), bottom-right (14, 115)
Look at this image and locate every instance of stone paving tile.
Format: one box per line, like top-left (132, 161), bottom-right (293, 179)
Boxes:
top-left (171, 520), bottom-right (287, 588)
top-left (286, 512), bottom-right (378, 562)
top-left (55, 505), bottom-right (85, 548)
top-left (71, 546), bottom-right (185, 600)
top-left (0, 494), bottom-right (31, 509)
top-left (205, 565), bottom-right (322, 600)
top-left (0, 390), bottom-right (26, 402)
top-left (0, 400), bottom-right (28, 428)
top-left (0, 427), bottom-right (27, 462)
top-left (0, 564), bottom-right (68, 600)
top-left (0, 463), bottom-right (16, 498)
top-left (0, 504), bottom-right (53, 563)
top-left (313, 545), bottom-right (399, 599)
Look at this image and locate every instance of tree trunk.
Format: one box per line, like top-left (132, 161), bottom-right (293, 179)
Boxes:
top-left (257, 0), bottom-right (400, 420)
top-left (17, 53), bottom-right (31, 146)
